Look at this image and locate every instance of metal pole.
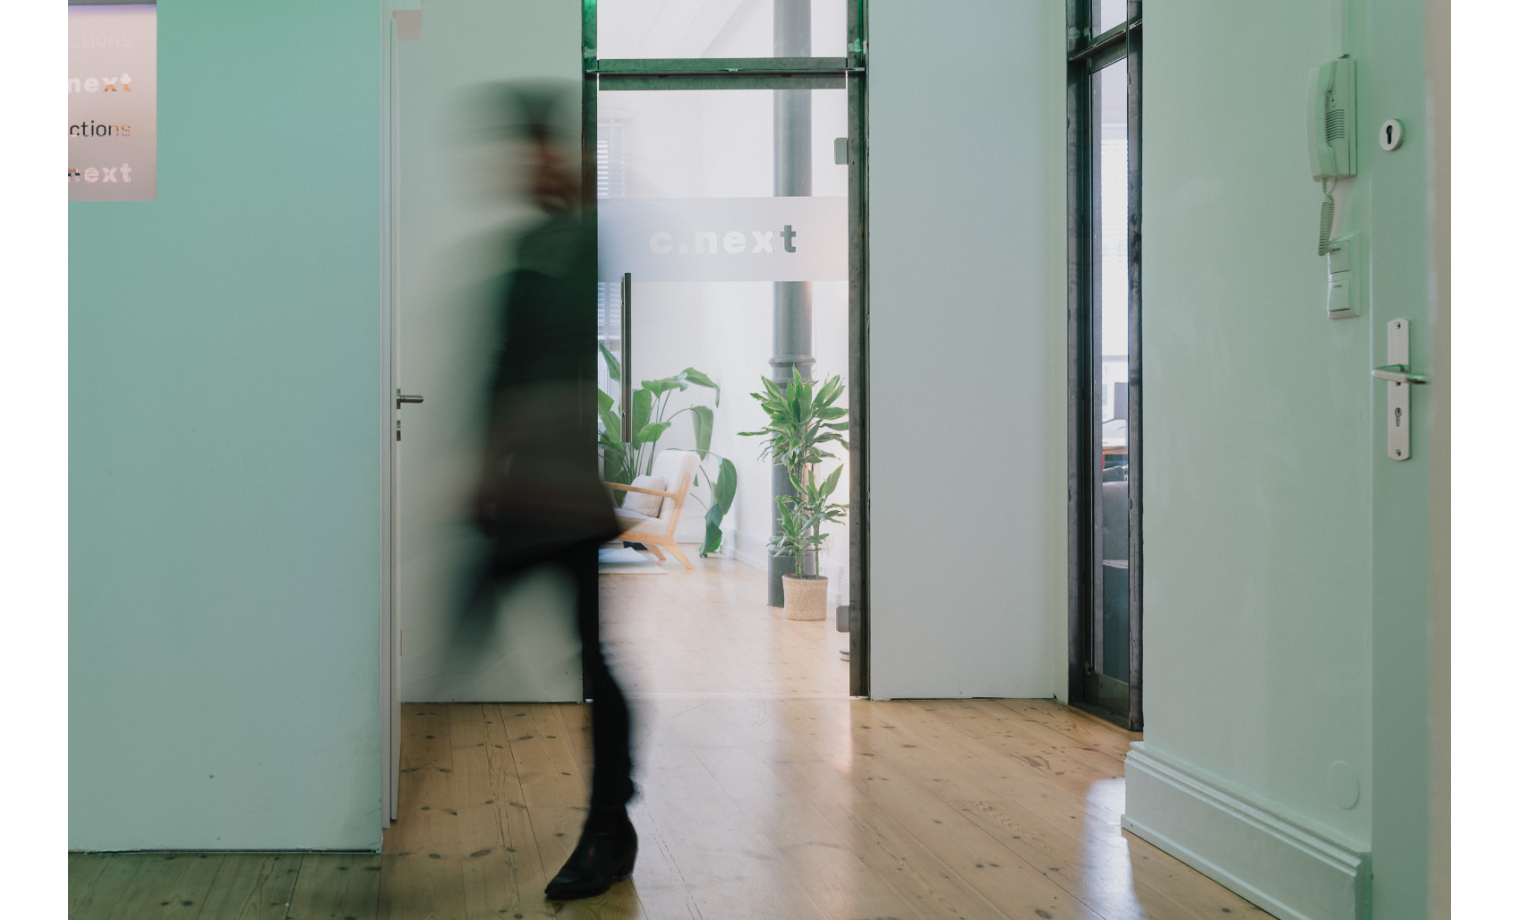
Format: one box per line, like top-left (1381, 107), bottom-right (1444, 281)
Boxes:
top-left (769, 0), bottom-right (814, 605)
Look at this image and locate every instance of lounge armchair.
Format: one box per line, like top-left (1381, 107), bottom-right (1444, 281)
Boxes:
top-left (605, 449), bottom-right (700, 570)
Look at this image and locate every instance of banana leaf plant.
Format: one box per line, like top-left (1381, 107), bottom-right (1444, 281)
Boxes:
top-left (740, 368), bottom-right (849, 578)
top-left (597, 343), bottom-right (738, 557)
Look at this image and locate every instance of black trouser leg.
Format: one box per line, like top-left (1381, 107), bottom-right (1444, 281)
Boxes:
top-left (561, 539), bottom-right (634, 811)
top-left (542, 538), bottom-right (640, 900)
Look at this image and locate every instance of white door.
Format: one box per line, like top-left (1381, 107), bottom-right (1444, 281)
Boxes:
top-left (391, 1), bottom-right (587, 710)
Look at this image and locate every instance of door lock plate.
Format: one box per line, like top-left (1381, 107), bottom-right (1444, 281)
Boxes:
top-left (1386, 319), bottom-right (1410, 461)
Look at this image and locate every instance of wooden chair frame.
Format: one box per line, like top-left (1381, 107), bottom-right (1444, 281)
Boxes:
top-left (605, 474), bottom-right (694, 570)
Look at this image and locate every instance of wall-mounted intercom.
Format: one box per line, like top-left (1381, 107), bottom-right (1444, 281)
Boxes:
top-left (1307, 56), bottom-right (1360, 319)
top-left (1308, 56), bottom-right (1357, 181)
top-left (1308, 56), bottom-right (1357, 259)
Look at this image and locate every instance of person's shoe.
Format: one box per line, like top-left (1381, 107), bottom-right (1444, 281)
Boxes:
top-left (543, 808), bottom-right (638, 901)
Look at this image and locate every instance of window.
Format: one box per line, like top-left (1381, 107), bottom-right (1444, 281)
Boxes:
top-left (595, 0), bottom-right (848, 60)
top-left (1068, 1), bottom-right (1142, 730)
top-left (596, 117), bottom-right (629, 363)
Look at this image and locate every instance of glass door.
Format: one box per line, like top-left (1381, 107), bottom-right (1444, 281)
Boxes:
top-left (1092, 55), bottom-right (1132, 708)
top-left (584, 0), bottom-right (870, 694)
top-left (596, 86), bottom-right (850, 596)
top-left (1068, 1), bottom-right (1142, 729)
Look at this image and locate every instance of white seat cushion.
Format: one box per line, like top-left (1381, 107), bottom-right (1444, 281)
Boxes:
top-left (614, 508), bottom-right (666, 535)
top-left (622, 475), bottom-right (666, 517)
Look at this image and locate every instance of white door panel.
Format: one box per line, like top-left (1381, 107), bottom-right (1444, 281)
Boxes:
top-left (394, 0), bottom-right (585, 704)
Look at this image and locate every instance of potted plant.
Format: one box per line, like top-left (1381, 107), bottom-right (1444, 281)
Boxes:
top-left (741, 369), bottom-right (848, 620)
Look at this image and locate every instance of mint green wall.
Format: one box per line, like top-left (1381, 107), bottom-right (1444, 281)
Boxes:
top-left (1142, 0), bottom-right (1373, 851)
top-left (69, 2), bottom-right (386, 850)
top-left (1143, 0), bottom-right (1437, 914)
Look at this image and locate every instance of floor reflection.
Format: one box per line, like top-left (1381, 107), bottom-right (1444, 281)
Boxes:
top-left (1081, 777), bottom-right (1142, 916)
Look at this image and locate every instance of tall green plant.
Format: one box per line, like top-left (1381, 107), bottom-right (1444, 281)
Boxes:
top-left (740, 369), bottom-right (849, 577)
top-left (596, 343), bottom-right (737, 557)
top-left (770, 466), bottom-right (847, 573)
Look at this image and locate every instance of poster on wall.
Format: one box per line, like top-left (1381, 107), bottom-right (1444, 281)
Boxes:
top-left (69, 0), bottom-right (157, 201)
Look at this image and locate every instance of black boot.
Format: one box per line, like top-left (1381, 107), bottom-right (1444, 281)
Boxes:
top-left (544, 807), bottom-right (638, 901)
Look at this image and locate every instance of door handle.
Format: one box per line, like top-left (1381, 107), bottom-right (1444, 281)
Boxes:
top-left (1371, 365), bottom-right (1427, 385)
top-left (394, 391), bottom-right (424, 441)
top-left (620, 272), bottom-right (632, 443)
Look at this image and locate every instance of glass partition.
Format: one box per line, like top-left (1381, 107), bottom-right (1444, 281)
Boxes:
top-left (1094, 59), bottom-right (1130, 686)
top-left (1093, 0), bottom-right (1128, 36)
top-left (596, 86), bottom-right (852, 607)
top-left (597, 0), bottom-right (848, 60)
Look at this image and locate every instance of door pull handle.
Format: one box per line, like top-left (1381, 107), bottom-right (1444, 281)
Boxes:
top-left (620, 272), bottom-right (632, 443)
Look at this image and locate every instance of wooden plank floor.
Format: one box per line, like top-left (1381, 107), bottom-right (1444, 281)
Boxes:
top-left (70, 554), bottom-right (1272, 919)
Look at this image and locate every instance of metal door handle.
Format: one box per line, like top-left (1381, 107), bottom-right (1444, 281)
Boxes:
top-left (620, 272), bottom-right (632, 443)
top-left (396, 391), bottom-right (424, 408)
top-left (1371, 364), bottom-right (1428, 385)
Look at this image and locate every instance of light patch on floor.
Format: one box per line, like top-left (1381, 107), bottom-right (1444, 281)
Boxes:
top-left (598, 545), bottom-right (668, 575)
top-left (599, 551), bottom-right (850, 699)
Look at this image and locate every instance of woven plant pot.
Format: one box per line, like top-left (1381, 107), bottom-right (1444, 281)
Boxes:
top-left (782, 574), bottom-right (828, 621)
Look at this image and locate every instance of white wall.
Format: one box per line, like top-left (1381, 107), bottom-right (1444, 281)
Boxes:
top-left (866, 0), bottom-right (1067, 699)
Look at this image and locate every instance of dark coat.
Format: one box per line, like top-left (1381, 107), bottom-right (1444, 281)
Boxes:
top-left (477, 212), bottom-right (617, 569)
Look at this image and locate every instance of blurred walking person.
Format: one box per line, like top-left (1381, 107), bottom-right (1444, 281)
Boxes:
top-left (460, 83), bottom-right (637, 902)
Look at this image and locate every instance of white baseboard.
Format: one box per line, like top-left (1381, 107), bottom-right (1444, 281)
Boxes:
top-left (1122, 742), bottom-right (1369, 920)
top-left (733, 529), bottom-right (770, 573)
top-left (734, 545), bottom-right (768, 573)
top-left (675, 515), bottom-right (706, 545)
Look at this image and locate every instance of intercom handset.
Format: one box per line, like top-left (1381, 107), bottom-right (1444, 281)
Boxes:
top-left (1308, 55), bottom-right (1357, 180)
top-left (1308, 56), bottom-right (1357, 257)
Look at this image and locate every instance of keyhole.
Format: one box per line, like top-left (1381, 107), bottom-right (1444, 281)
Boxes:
top-left (1394, 406), bottom-right (1403, 428)
top-left (1386, 125), bottom-right (1394, 145)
